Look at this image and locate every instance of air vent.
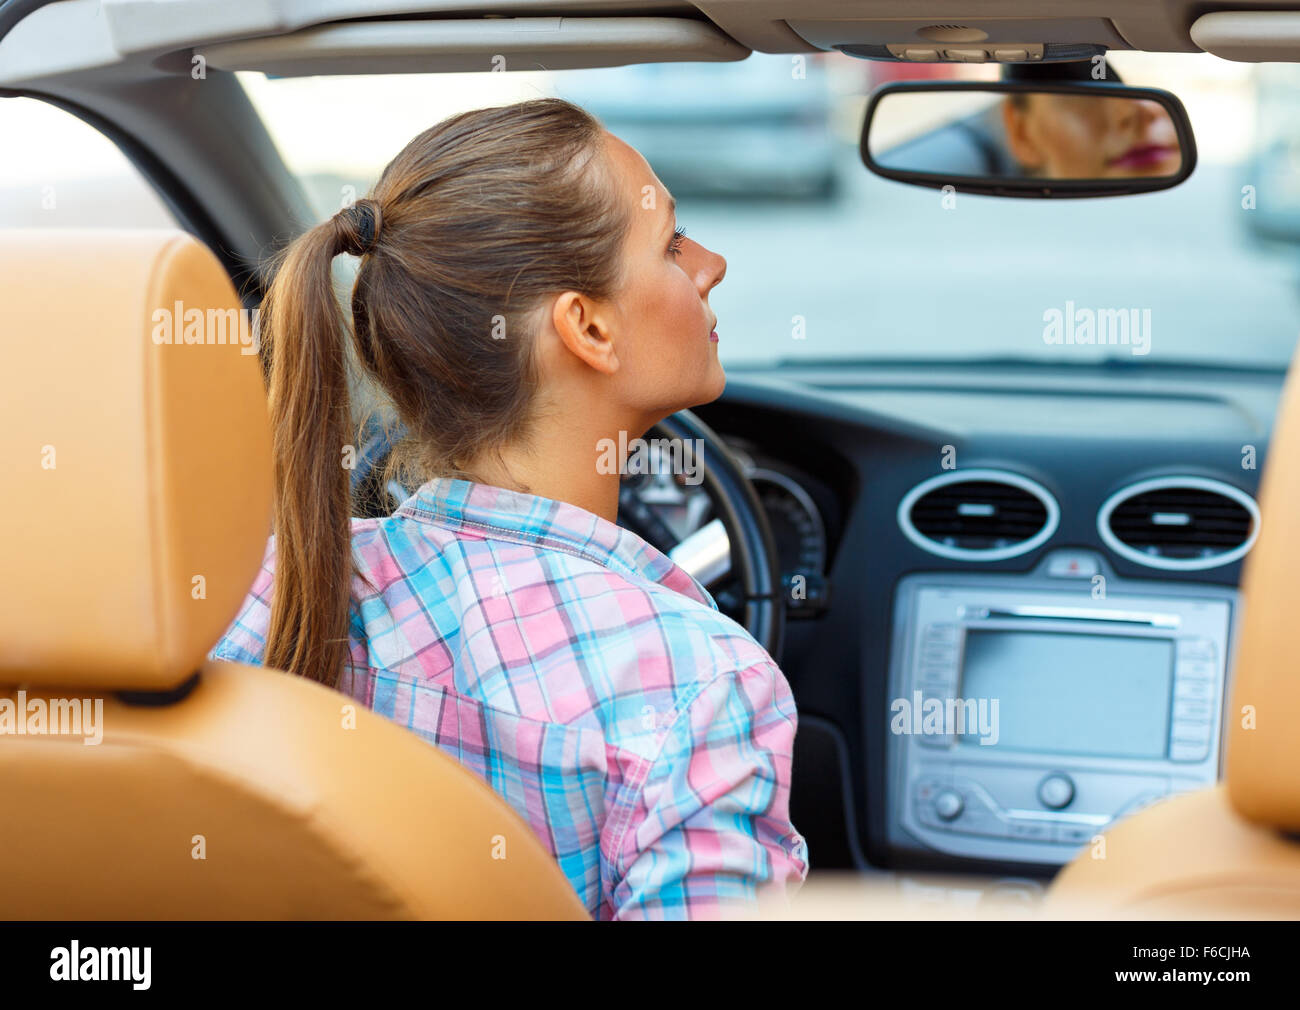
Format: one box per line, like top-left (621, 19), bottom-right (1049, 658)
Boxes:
top-left (1098, 477), bottom-right (1259, 571)
top-left (898, 469), bottom-right (1059, 561)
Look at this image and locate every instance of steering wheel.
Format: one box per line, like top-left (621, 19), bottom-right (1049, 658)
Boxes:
top-left (637, 410), bottom-right (780, 662)
top-left (352, 408), bottom-right (786, 662)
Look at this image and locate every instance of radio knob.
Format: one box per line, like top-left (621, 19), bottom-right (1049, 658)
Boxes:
top-left (934, 790), bottom-right (965, 821)
top-left (1038, 773), bottom-right (1076, 810)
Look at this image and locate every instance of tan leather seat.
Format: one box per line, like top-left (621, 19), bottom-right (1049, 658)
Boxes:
top-left (1047, 342), bottom-right (1300, 919)
top-left (0, 229), bottom-right (588, 920)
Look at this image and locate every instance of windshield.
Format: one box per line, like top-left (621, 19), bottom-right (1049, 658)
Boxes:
top-left (239, 51), bottom-right (1300, 369)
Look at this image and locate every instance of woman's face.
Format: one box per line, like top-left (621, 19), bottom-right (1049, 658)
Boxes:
top-left (599, 132), bottom-right (727, 421)
top-left (1002, 94), bottom-right (1181, 179)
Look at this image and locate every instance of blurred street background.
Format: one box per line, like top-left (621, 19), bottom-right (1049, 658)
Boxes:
top-left (4, 50), bottom-right (1299, 367)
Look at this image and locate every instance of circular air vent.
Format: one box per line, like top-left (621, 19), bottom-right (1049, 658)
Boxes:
top-left (1098, 476), bottom-right (1259, 571)
top-left (898, 469), bottom-right (1059, 561)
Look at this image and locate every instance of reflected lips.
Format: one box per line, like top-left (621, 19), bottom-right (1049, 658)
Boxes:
top-left (1109, 144), bottom-right (1176, 170)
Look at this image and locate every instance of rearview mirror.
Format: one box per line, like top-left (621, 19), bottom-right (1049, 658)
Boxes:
top-left (860, 80), bottom-right (1197, 198)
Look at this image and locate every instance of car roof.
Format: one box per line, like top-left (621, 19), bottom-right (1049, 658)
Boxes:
top-left (0, 0), bottom-right (1290, 87)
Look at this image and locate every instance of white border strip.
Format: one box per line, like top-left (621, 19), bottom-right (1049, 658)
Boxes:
top-left (1097, 475), bottom-right (1260, 571)
top-left (897, 468), bottom-right (1060, 562)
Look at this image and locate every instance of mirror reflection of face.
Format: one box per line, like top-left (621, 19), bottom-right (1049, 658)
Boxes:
top-left (1000, 94), bottom-right (1181, 179)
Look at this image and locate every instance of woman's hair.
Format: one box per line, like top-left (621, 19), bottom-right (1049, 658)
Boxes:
top-left (258, 98), bottom-right (632, 686)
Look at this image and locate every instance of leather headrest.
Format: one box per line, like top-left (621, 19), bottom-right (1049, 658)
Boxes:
top-left (0, 230), bottom-right (272, 691)
top-left (1227, 346), bottom-right (1300, 831)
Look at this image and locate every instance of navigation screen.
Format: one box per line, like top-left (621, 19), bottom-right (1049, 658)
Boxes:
top-left (958, 630), bottom-right (1174, 758)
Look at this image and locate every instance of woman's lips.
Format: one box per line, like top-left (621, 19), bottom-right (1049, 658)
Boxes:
top-left (1109, 143), bottom-right (1177, 170)
top-left (709, 329), bottom-right (719, 343)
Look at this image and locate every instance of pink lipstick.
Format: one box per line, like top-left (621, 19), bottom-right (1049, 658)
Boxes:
top-left (1108, 144), bottom-right (1177, 171)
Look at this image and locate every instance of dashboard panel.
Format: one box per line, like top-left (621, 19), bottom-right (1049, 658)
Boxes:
top-left (689, 358), bottom-right (1284, 877)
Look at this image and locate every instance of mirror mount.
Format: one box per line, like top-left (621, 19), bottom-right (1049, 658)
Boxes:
top-left (860, 79), bottom-right (1197, 199)
top-left (1002, 57), bottom-right (1122, 84)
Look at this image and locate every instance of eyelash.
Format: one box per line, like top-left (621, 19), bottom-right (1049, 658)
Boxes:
top-left (668, 225), bottom-right (686, 257)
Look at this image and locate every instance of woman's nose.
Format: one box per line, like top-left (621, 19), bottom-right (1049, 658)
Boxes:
top-left (692, 240), bottom-right (726, 295)
top-left (1117, 99), bottom-right (1160, 131)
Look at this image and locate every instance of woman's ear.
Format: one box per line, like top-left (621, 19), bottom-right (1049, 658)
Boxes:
top-left (549, 291), bottom-right (620, 375)
top-left (1001, 97), bottom-right (1046, 173)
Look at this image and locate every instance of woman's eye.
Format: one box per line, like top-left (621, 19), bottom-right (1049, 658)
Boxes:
top-left (668, 225), bottom-right (686, 258)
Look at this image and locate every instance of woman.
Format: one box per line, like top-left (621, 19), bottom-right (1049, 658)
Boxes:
top-left (212, 98), bottom-right (808, 920)
top-left (1000, 92), bottom-right (1181, 180)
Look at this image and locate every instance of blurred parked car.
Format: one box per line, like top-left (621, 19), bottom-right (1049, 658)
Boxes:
top-left (555, 53), bottom-right (838, 199)
top-left (1244, 64), bottom-right (1300, 244)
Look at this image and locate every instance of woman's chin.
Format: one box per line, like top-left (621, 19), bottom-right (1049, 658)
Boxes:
top-left (701, 359), bottom-right (727, 402)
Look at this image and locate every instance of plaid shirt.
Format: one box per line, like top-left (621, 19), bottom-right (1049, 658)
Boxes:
top-left (211, 476), bottom-right (809, 919)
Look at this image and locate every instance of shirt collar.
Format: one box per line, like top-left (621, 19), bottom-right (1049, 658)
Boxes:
top-left (393, 476), bottom-right (717, 609)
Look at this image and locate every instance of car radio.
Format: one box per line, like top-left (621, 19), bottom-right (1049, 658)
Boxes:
top-left (884, 552), bottom-right (1236, 867)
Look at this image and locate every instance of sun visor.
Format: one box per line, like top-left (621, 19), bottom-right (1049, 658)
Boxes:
top-left (202, 16), bottom-right (749, 76)
top-left (1192, 11), bottom-right (1300, 62)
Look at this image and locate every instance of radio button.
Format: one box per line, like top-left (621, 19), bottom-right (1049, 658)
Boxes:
top-left (1170, 741), bottom-right (1210, 762)
top-left (948, 805), bottom-right (1007, 838)
top-left (934, 791), bottom-right (965, 821)
top-left (1174, 679), bottom-right (1215, 700)
top-left (1171, 719), bottom-right (1212, 742)
top-left (1177, 638), bottom-right (1216, 662)
top-left (1177, 659), bottom-right (1216, 681)
top-left (1173, 698), bottom-right (1213, 721)
top-left (1055, 822), bottom-right (1104, 845)
top-left (1006, 818), bottom-right (1053, 841)
top-left (1037, 773), bottom-right (1075, 810)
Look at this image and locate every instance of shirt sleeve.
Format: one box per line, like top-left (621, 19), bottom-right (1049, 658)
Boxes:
top-left (207, 537), bottom-right (276, 665)
top-left (607, 659), bottom-right (810, 920)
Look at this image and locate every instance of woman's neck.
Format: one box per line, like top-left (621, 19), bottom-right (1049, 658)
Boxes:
top-left (462, 415), bottom-right (650, 525)
top-left (464, 448), bottom-right (620, 524)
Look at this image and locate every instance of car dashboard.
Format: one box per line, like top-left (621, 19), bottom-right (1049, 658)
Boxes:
top-left (664, 358), bottom-right (1284, 880)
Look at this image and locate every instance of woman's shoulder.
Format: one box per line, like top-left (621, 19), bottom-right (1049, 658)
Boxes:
top-left (634, 577), bottom-right (779, 673)
top-left (535, 558), bottom-right (785, 721)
